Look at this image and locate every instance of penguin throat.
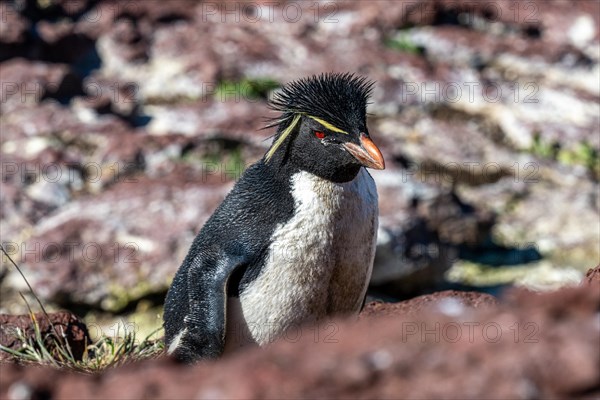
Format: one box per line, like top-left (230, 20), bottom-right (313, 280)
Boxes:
top-left (305, 164), bottom-right (362, 183)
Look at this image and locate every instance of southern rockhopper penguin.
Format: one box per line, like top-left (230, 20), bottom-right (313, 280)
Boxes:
top-left (163, 72), bottom-right (385, 363)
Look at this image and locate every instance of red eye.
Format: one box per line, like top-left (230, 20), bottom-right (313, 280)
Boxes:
top-left (315, 131), bottom-right (325, 139)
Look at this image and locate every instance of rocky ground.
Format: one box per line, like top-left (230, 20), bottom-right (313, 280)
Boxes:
top-left (1, 0), bottom-right (599, 357)
top-left (1, 265), bottom-right (598, 399)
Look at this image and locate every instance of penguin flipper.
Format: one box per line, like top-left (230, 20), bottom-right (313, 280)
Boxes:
top-left (169, 254), bottom-right (246, 363)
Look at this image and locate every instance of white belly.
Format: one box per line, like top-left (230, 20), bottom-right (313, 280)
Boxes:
top-left (226, 168), bottom-right (378, 348)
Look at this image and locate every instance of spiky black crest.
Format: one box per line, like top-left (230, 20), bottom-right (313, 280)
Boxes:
top-left (267, 72), bottom-right (374, 133)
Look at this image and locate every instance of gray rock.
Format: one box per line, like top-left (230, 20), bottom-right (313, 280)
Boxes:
top-left (10, 167), bottom-right (232, 311)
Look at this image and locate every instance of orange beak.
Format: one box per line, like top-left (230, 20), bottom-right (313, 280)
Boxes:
top-left (343, 133), bottom-right (385, 170)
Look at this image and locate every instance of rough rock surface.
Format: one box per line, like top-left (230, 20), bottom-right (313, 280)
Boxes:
top-left (1, 0), bottom-right (598, 316)
top-left (1, 276), bottom-right (598, 399)
top-left (6, 170), bottom-right (232, 311)
top-left (0, 311), bottom-right (90, 361)
top-left (360, 290), bottom-right (498, 317)
top-left (584, 264), bottom-right (600, 286)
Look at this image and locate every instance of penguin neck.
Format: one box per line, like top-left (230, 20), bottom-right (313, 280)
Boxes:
top-left (264, 151), bottom-right (361, 184)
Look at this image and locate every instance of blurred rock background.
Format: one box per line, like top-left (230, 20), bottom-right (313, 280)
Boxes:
top-left (1, 0), bottom-right (598, 339)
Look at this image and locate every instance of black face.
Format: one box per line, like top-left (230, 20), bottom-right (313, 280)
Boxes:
top-left (288, 116), bottom-right (366, 183)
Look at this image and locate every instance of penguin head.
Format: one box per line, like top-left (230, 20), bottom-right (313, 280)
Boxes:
top-left (265, 73), bottom-right (385, 183)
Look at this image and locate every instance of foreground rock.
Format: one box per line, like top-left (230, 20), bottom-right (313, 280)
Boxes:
top-left (0, 311), bottom-right (90, 361)
top-left (1, 270), bottom-right (598, 399)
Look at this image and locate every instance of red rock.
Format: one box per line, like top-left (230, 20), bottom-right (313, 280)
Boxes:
top-left (585, 265), bottom-right (600, 286)
top-left (0, 3), bottom-right (30, 49)
top-left (360, 290), bottom-right (498, 318)
top-left (0, 59), bottom-right (82, 111)
top-left (1, 284), bottom-right (598, 399)
top-left (0, 311), bottom-right (90, 361)
top-left (17, 168), bottom-right (232, 311)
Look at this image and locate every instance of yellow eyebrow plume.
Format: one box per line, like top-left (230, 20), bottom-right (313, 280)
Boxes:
top-left (307, 116), bottom-right (349, 135)
top-left (265, 114), bottom-right (302, 162)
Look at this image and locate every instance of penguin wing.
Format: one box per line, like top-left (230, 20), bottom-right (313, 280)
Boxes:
top-left (165, 161), bottom-right (295, 362)
top-left (168, 251), bottom-right (248, 362)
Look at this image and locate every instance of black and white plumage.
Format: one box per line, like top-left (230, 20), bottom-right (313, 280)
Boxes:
top-left (163, 73), bottom-right (385, 363)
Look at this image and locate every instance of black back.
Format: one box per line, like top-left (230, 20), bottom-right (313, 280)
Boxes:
top-left (163, 159), bottom-right (296, 339)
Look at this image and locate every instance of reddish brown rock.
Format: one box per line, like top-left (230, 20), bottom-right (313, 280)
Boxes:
top-left (0, 59), bottom-right (82, 112)
top-left (0, 311), bottom-right (90, 361)
top-left (372, 173), bottom-right (496, 298)
top-left (360, 290), bottom-right (498, 318)
top-left (0, 3), bottom-right (30, 61)
top-left (14, 167), bottom-right (232, 311)
top-left (584, 265), bottom-right (600, 286)
top-left (1, 284), bottom-right (598, 399)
